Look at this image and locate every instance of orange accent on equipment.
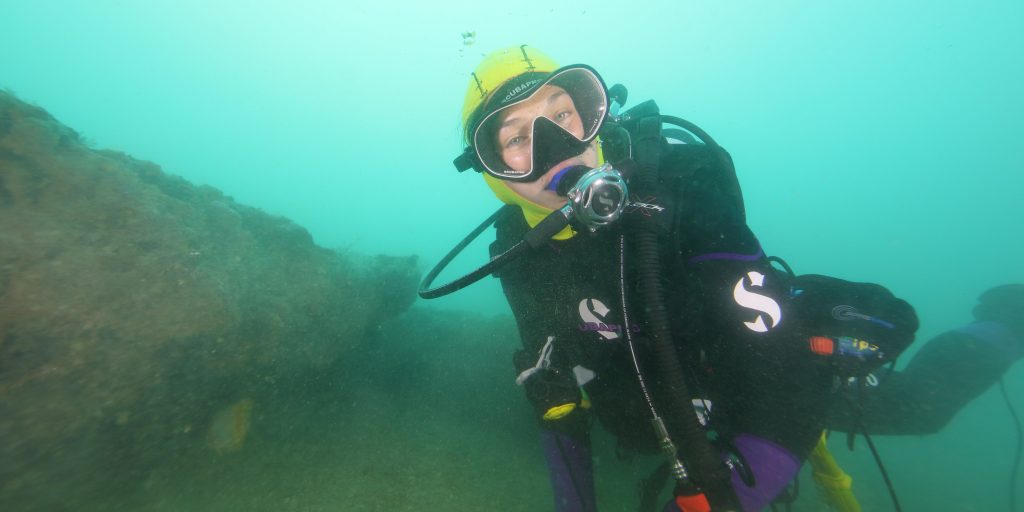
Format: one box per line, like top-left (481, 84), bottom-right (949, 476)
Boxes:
top-left (674, 493), bottom-right (712, 512)
top-left (809, 336), bottom-right (835, 355)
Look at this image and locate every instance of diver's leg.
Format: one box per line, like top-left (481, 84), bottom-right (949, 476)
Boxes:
top-left (540, 424), bottom-right (597, 512)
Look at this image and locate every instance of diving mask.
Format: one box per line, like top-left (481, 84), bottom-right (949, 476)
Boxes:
top-left (455, 65), bottom-right (609, 182)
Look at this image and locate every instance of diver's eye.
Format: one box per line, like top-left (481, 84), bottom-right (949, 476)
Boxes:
top-left (505, 135), bottom-right (528, 149)
top-left (555, 110), bottom-right (574, 123)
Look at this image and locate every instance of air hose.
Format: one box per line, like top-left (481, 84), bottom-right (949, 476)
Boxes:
top-left (418, 206), bottom-right (525, 299)
top-left (629, 113), bottom-right (741, 510)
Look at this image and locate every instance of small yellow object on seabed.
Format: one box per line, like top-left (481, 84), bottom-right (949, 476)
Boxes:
top-left (207, 398), bottom-right (255, 454)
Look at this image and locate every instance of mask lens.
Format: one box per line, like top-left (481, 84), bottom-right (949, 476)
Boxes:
top-left (472, 66), bottom-right (608, 181)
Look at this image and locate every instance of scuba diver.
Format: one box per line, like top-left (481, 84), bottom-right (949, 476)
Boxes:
top-left (420, 45), bottom-right (918, 511)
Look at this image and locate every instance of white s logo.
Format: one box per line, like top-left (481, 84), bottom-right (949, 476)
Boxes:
top-left (733, 271), bottom-right (782, 333)
top-left (579, 299), bottom-right (618, 340)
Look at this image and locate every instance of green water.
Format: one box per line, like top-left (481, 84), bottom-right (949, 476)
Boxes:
top-left (2, 1), bottom-right (1022, 510)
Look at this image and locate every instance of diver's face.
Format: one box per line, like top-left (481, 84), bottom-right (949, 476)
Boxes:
top-left (496, 84), bottom-right (598, 210)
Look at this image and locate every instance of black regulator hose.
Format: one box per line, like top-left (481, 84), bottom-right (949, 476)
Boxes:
top-left (661, 115), bottom-right (719, 147)
top-left (631, 114), bottom-right (741, 510)
top-left (420, 163), bottom-right (626, 300)
top-left (418, 205), bottom-right (572, 299)
top-left (419, 206), bottom-right (522, 299)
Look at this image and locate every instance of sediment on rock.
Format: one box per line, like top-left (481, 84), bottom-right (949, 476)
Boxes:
top-left (0, 90), bottom-right (419, 509)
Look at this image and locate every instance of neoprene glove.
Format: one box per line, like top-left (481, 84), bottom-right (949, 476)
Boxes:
top-left (513, 349), bottom-right (587, 421)
top-left (786, 274), bottom-right (918, 376)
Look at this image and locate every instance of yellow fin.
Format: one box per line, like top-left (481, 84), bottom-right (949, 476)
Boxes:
top-left (808, 432), bottom-right (861, 512)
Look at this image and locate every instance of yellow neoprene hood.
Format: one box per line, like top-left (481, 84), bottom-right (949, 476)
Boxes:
top-left (460, 45), bottom-right (561, 142)
top-left (461, 45), bottom-right (603, 240)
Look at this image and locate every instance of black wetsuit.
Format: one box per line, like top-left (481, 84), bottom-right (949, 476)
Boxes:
top-left (490, 143), bottom-right (918, 511)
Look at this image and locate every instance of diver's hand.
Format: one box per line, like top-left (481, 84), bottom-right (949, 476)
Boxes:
top-left (513, 346), bottom-right (590, 421)
top-left (786, 274), bottom-right (918, 375)
top-left (522, 368), bottom-right (588, 421)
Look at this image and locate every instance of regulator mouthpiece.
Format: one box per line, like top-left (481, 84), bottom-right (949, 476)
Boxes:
top-left (546, 165), bottom-right (579, 193)
top-left (561, 163), bottom-right (628, 232)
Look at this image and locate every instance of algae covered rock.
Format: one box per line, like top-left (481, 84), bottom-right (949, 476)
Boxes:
top-left (0, 90), bottom-right (418, 508)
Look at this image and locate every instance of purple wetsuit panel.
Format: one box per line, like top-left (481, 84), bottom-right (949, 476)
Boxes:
top-left (540, 429), bottom-right (596, 512)
top-left (730, 434), bottom-right (800, 511)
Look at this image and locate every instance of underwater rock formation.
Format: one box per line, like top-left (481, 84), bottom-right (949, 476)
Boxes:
top-left (0, 90), bottom-right (419, 508)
